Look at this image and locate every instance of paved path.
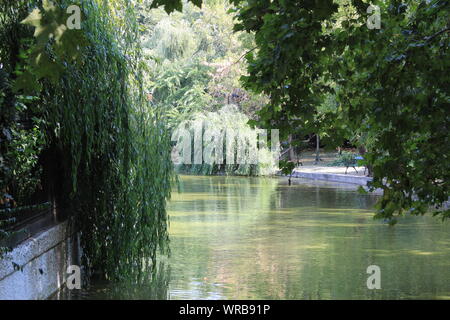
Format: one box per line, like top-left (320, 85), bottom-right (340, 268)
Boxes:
top-left (289, 165), bottom-right (372, 186)
top-left (294, 165), bottom-right (367, 177)
top-left (279, 151), bottom-right (373, 186)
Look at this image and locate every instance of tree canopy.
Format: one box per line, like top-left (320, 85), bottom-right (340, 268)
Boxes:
top-left (229, 0), bottom-right (449, 222)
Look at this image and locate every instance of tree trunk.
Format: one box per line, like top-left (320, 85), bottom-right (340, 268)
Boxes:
top-left (288, 135), bottom-right (295, 161)
top-left (314, 134), bottom-right (320, 164)
top-left (358, 145), bottom-right (373, 176)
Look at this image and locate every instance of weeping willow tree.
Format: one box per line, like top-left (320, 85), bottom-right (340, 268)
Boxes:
top-left (146, 17), bottom-right (198, 61)
top-left (139, 0), bottom-right (273, 180)
top-left (1, 0), bottom-right (174, 281)
top-left (172, 105), bottom-right (278, 176)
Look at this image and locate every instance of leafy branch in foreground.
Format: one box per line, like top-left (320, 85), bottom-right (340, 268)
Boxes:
top-left (231, 0), bottom-right (449, 221)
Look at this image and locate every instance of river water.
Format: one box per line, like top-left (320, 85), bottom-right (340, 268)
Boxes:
top-left (55, 175), bottom-right (450, 299)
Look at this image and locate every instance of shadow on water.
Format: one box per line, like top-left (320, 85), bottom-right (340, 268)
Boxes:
top-left (52, 262), bottom-right (170, 300)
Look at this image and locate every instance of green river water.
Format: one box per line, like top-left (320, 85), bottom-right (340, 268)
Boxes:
top-left (56, 175), bottom-right (450, 299)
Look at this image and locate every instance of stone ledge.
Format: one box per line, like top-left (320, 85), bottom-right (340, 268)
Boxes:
top-left (0, 222), bottom-right (70, 281)
top-left (0, 221), bottom-right (80, 300)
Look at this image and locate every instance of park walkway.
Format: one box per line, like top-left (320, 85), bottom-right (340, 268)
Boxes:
top-left (283, 151), bottom-right (372, 187)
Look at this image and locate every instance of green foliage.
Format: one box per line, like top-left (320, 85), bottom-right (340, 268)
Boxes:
top-left (315, 92), bottom-right (352, 149)
top-left (149, 0), bottom-right (203, 14)
top-left (5, 122), bottom-right (45, 202)
top-left (1, 0), bottom-right (175, 280)
top-left (173, 105), bottom-right (277, 176)
top-left (13, 0), bottom-right (88, 93)
top-left (149, 63), bottom-right (213, 127)
top-left (1, 1), bottom-right (48, 256)
top-left (232, 0), bottom-right (450, 220)
top-left (142, 0), bottom-right (265, 127)
top-left (333, 0), bottom-right (450, 219)
top-left (0, 94), bottom-right (45, 205)
top-left (328, 151), bottom-right (357, 167)
top-left (279, 160), bottom-right (296, 177)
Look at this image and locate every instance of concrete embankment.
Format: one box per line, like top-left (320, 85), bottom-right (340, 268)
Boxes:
top-left (278, 165), bottom-right (371, 185)
top-left (290, 168), bottom-right (372, 186)
top-left (0, 222), bottom-right (81, 300)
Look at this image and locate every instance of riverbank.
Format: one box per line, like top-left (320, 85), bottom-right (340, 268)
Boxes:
top-left (289, 165), bottom-right (372, 186)
top-left (277, 151), bottom-right (375, 188)
top-left (0, 222), bottom-right (81, 300)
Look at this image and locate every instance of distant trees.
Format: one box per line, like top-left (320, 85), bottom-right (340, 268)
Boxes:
top-left (172, 105), bottom-right (278, 176)
top-left (141, 0), bottom-right (268, 125)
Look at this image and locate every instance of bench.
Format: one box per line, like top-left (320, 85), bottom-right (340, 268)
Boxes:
top-left (344, 155), bottom-right (365, 174)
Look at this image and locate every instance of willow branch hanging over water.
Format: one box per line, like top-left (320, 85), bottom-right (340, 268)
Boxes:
top-left (1, 0), bottom-right (174, 280)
